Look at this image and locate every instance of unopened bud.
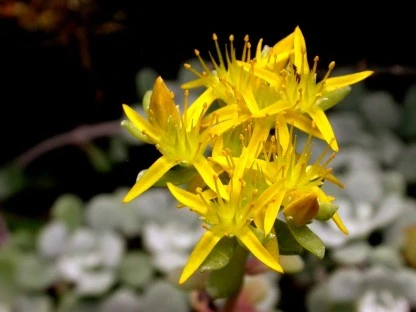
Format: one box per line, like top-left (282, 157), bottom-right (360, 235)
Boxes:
top-left (283, 192), bottom-right (319, 227)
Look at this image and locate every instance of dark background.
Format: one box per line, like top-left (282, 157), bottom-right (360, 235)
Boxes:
top-left (0, 2), bottom-right (414, 212)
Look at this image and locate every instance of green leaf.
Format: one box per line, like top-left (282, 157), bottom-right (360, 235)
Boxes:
top-left (51, 194), bottom-right (84, 231)
top-left (142, 281), bottom-right (188, 312)
top-left (120, 252), bottom-right (154, 288)
top-left (0, 163), bottom-right (26, 200)
top-left (200, 237), bottom-right (237, 272)
top-left (15, 254), bottom-right (57, 291)
top-left (274, 219), bottom-right (303, 255)
top-left (286, 219), bottom-right (325, 259)
top-left (206, 244), bottom-right (248, 299)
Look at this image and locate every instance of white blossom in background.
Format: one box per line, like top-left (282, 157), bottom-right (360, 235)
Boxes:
top-left (138, 188), bottom-right (203, 274)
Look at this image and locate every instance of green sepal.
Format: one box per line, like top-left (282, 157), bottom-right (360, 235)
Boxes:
top-left (274, 219), bottom-right (303, 255)
top-left (206, 243), bottom-right (248, 299)
top-left (286, 218), bottom-right (325, 259)
top-left (200, 236), bottom-right (237, 272)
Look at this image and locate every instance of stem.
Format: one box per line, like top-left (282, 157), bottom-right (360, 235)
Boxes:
top-left (15, 120), bottom-right (121, 168)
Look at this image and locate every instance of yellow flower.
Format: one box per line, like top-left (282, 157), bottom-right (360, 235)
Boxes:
top-left (212, 131), bottom-right (347, 235)
top-left (268, 26), bottom-right (374, 152)
top-left (167, 148), bottom-right (283, 284)
top-left (121, 76), bottom-right (233, 203)
top-left (182, 34), bottom-right (295, 158)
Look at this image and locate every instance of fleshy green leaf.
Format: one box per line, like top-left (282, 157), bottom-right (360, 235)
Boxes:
top-left (51, 194), bottom-right (84, 231)
top-left (142, 281), bottom-right (188, 312)
top-left (15, 254), bottom-right (57, 291)
top-left (200, 237), bottom-right (237, 272)
top-left (274, 219), bottom-right (303, 255)
top-left (206, 244), bottom-right (248, 299)
top-left (120, 252), bottom-right (154, 288)
top-left (286, 219), bottom-right (325, 259)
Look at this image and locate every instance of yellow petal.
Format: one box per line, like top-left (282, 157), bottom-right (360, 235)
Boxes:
top-left (186, 88), bottom-right (216, 131)
top-left (254, 100), bottom-right (291, 118)
top-left (238, 61), bottom-right (281, 87)
top-left (150, 76), bottom-right (181, 129)
top-left (123, 156), bottom-right (175, 203)
top-left (308, 108), bottom-right (339, 152)
top-left (293, 26), bottom-right (309, 75)
top-left (286, 112), bottom-right (323, 139)
top-left (264, 228), bottom-right (280, 262)
top-left (324, 71), bottom-right (374, 92)
top-left (271, 31), bottom-right (294, 55)
top-left (264, 189), bottom-right (286, 235)
top-left (193, 155), bottom-right (229, 201)
top-left (241, 88), bottom-right (260, 114)
top-left (179, 230), bottom-right (222, 284)
top-left (246, 123), bottom-right (270, 160)
top-left (181, 78), bottom-right (207, 89)
top-left (332, 212), bottom-right (349, 234)
top-left (202, 104), bottom-right (239, 128)
top-left (167, 182), bottom-right (208, 215)
top-left (122, 104), bottom-right (162, 142)
top-left (237, 228), bottom-right (283, 273)
top-left (276, 114), bottom-right (290, 154)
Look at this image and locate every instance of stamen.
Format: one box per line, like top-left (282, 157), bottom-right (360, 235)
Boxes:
top-left (194, 49), bottom-right (212, 74)
top-left (242, 35), bottom-right (249, 62)
top-left (196, 187), bottom-right (211, 207)
top-left (229, 35), bottom-right (235, 63)
top-left (213, 33), bottom-right (226, 70)
top-left (312, 56), bottom-right (319, 76)
top-left (319, 61), bottom-right (336, 92)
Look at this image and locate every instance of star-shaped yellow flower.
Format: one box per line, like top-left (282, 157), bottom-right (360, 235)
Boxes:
top-left (122, 76), bottom-right (233, 202)
top-left (167, 148), bottom-right (284, 284)
top-left (266, 26), bottom-right (374, 152)
top-left (212, 130), bottom-right (347, 235)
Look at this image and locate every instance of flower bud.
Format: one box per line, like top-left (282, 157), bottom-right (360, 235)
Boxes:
top-left (283, 191), bottom-right (319, 227)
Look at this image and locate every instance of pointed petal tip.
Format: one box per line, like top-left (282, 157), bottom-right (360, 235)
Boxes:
top-left (122, 192), bottom-right (135, 203)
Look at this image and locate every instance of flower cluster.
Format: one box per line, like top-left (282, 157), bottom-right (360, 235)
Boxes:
top-left (121, 27), bottom-right (373, 285)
